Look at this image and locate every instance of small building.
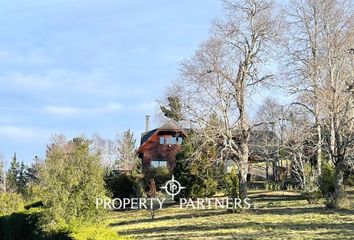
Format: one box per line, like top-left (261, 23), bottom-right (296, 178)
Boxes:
top-left (137, 116), bottom-right (187, 169)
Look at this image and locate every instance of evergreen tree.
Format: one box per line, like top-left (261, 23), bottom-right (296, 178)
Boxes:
top-left (115, 130), bottom-right (140, 170)
top-left (7, 153), bottom-right (19, 192)
top-left (40, 136), bottom-right (107, 231)
top-left (17, 161), bottom-right (28, 195)
top-left (26, 155), bottom-right (42, 184)
top-left (160, 96), bottom-right (184, 122)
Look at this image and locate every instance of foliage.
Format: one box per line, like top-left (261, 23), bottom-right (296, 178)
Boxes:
top-left (174, 137), bottom-right (221, 199)
top-left (189, 178), bottom-right (218, 199)
top-left (115, 130), bottom-right (140, 171)
top-left (0, 192), bottom-right (24, 216)
top-left (26, 156), bottom-right (42, 184)
top-left (319, 162), bottom-right (336, 198)
top-left (160, 96), bottom-right (184, 122)
top-left (6, 153), bottom-right (20, 192)
top-left (143, 167), bottom-right (171, 190)
top-left (39, 137), bottom-right (108, 232)
top-left (301, 177), bottom-right (321, 204)
top-left (264, 181), bottom-right (282, 191)
top-left (0, 208), bottom-right (127, 240)
top-left (223, 167), bottom-right (239, 198)
top-left (69, 225), bottom-right (128, 240)
top-left (106, 173), bottom-right (143, 199)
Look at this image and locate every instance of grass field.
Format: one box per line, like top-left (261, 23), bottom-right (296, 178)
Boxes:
top-left (108, 188), bottom-right (354, 240)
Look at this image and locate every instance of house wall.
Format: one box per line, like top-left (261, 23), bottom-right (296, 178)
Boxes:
top-left (141, 134), bottom-right (182, 169)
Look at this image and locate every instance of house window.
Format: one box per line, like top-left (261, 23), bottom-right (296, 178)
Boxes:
top-left (160, 136), bottom-right (165, 144)
top-left (151, 159), bottom-right (167, 168)
top-left (171, 137), bottom-right (177, 144)
top-left (166, 136), bottom-right (172, 144)
top-left (178, 137), bottom-right (183, 144)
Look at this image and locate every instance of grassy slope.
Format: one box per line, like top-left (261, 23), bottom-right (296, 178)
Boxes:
top-left (108, 188), bottom-right (354, 240)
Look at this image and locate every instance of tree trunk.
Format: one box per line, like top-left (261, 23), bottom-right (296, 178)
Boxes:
top-left (239, 141), bottom-right (249, 202)
top-left (334, 162), bottom-right (345, 209)
top-left (316, 123), bottom-right (322, 176)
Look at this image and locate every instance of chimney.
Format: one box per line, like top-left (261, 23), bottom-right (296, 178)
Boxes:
top-left (145, 115), bottom-right (150, 132)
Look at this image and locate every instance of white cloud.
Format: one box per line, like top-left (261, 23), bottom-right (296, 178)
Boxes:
top-left (0, 125), bottom-right (37, 138)
top-left (43, 103), bottom-right (122, 115)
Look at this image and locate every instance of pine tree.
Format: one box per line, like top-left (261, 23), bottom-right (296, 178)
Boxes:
top-left (17, 161), bottom-right (28, 195)
top-left (7, 153), bottom-right (19, 192)
top-left (115, 130), bottom-right (140, 170)
top-left (26, 156), bottom-right (42, 184)
top-left (160, 96), bottom-right (184, 122)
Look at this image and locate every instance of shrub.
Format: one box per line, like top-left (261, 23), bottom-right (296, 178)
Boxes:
top-left (302, 178), bottom-right (321, 204)
top-left (143, 166), bottom-right (171, 189)
top-left (319, 162), bottom-right (336, 197)
top-left (265, 181), bottom-right (282, 191)
top-left (0, 208), bottom-right (71, 240)
top-left (70, 225), bottom-right (129, 240)
top-left (0, 192), bottom-right (24, 216)
top-left (39, 137), bottom-right (108, 232)
top-left (223, 168), bottom-right (239, 198)
top-left (106, 174), bottom-right (143, 199)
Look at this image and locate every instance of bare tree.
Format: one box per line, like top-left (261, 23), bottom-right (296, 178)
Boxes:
top-left (318, 0), bottom-right (354, 208)
top-left (173, 0), bottom-right (281, 201)
top-left (0, 153), bottom-right (7, 193)
top-left (91, 133), bottom-right (116, 169)
top-left (284, 0), bottom-right (329, 176)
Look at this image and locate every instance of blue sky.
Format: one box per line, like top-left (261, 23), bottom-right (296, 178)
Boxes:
top-left (0, 0), bottom-right (224, 164)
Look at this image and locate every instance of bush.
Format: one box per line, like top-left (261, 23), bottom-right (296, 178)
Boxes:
top-left (106, 174), bottom-right (143, 199)
top-left (223, 168), bottom-right (239, 198)
top-left (319, 162), bottom-right (336, 197)
top-left (143, 167), bottom-right (171, 189)
top-left (265, 181), bottom-right (282, 191)
top-left (189, 178), bottom-right (218, 199)
top-left (0, 208), bottom-right (71, 240)
top-left (0, 208), bottom-right (127, 240)
top-left (39, 137), bottom-right (108, 232)
top-left (0, 192), bottom-right (24, 216)
top-left (302, 178), bottom-right (321, 204)
top-left (70, 225), bottom-right (129, 240)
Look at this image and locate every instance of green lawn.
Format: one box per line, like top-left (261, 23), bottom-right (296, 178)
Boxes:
top-left (108, 189), bottom-right (354, 240)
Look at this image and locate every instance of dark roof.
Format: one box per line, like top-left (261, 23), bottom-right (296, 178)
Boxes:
top-left (139, 120), bottom-right (186, 146)
top-left (140, 129), bottom-right (158, 145)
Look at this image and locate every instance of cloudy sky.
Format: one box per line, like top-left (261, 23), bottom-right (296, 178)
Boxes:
top-left (0, 0), bottom-right (225, 164)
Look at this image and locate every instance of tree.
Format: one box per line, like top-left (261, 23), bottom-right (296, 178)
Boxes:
top-left (17, 161), bottom-right (28, 196)
top-left (160, 96), bottom-right (184, 122)
top-left (7, 153), bottom-right (19, 192)
top-left (40, 136), bottom-right (107, 231)
top-left (147, 179), bottom-right (157, 220)
top-left (172, 0), bottom-right (281, 201)
top-left (284, 0), bottom-right (328, 176)
top-left (26, 156), bottom-right (42, 184)
top-left (115, 130), bottom-right (140, 171)
top-left (283, 0), bottom-right (353, 208)
top-left (91, 133), bottom-right (115, 170)
top-left (319, 0), bottom-right (353, 208)
top-left (254, 97), bottom-right (283, 179)
top-left (0, 153), bottom-right (6, 193)
top-left (174, 133), bottom-right (221, 199)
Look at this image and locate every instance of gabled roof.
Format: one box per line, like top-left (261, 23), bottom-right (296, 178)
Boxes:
top-left (140, 129), bottom-right (158, 145)
top-left (137, 120), bottom-right (187, 153)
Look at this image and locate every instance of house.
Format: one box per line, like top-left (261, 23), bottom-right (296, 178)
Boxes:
top-left (137, 116), bottom-right (282, 180)
top-left (137, 116), bottom-right (187, 169)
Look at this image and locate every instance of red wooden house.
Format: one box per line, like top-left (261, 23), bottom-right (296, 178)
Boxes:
top-left (137, 116), bottom-right (187, 169)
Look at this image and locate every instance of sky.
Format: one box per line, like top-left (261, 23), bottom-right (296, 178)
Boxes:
top-left (0, 0), bottom-right (226, 164)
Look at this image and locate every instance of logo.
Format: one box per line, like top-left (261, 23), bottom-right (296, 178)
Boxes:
top-left (160, 175), bottom-right (185, 200)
